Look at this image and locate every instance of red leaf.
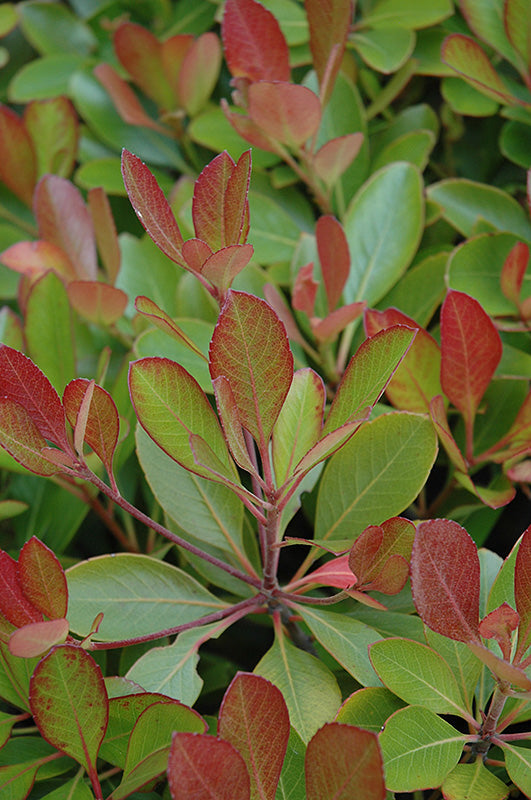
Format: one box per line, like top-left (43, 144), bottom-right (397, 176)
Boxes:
top-left (114, 22), bottom-right (174, 110)
top-left (209, 291), bottom-right (293, 450)
top-left (161, 34), bottom-right (194, 91)
top-left (440, 290), bottom-right (502, 427)
top-left (0, 345), bottom-right (70, 451)
top-left (292, 262), bottom-right (318, 315)
top-left (248, 82), bottom-right (321, 148)
top-left (94, 63), bottom-right (166, 132)
top-left (134, 296), bottom-right (207, 362)
top-left (212, 376), bottom-right (257, 474)
top-left (429, 395), bottom-right (468, 472)
top-left (67, 281), bottom-right (128, 325)
top-left (306, 723), bottom-right (386, 800)
top-left (306, 0), bottom-right (352, 89)
top-left (193, 151), bottom-right (251, 252)
top-left (0, 551), bottom-right (42, 628)
top-left (311, 303), bottom-right (366, 343)
top-left (1, 240), bottom-right (77, 281)
top-left (479, 602), bottom-right (519, 661)
top-left (221, 101), bottom-right (280, 153)
top-left (222, 0), bottom-right (290, 82)
top-left (349, 517), bottom-right (415, 595)
top-left (411, 519), bottom-right (480, 643)
top-left (9, 618), bottom-right (69, 658)
top-left (34, 175), bottom-right (97, 281)
top-left (178, 32), bottom-right (222, 116)
top-left (168, 733), bottom-right (250, 800)
top-left (500, 241), bottom-right (529, 307)
top-left (514, 524), bottom-right (531, 662)
top-left (296, 554), bottom-right (357, 590)
top-left (63, 379), bottom-right (120, 483)
top-left (201, 244), bottom-right (254, 295)
top-left (121, 149), bottom-right (185, 266)
top-left (218, 673), bottom-right (289, 800)
top-left (313, 133), bottom-right (363, 188)
top-left (18, 537), bottom-right (68, 620)
top-left (88, 187), bottom-right (121, 284)
top-left (0, 398), bottom-right (63, 476)
top-left (365, 307), bottom-right (442, 413)
top-left (316, 215), bottom-right (350, 311)
top-left (0, 104), bottom-right (36, 205)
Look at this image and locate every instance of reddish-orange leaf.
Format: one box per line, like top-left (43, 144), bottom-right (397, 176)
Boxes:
top-left (313, 133), bottom-right (364, 188)
top-left (365, 307), bottom-right (442, 413)
top-left (515, 524), bottom-right (531, 662)
top-left (114, 22), bottom-right (174, 110)
top-left (168, 733), bottom-right (250, 800)
top-left (248, 82), bottom-right (321, 148)
top-left (222, 0), bottom-right (290, 82)
top-left (0, 398), bottom-right (63, 476)
top-left (213, 376), bottom-right (256, 474)
top-left (0, 345), bottom-right (70, 451)
top-left (63, 378), bottom-right (120, 482)
top-left (349, 517), bottom-right (415, 594)
top-left (293, 262), bottom-right (318, 315)
top-left (429, 395), bottom-right (468, 471)
top-left (178, 32), bottom-right (222, 116)
top-left (467, 642), bottom-right (531, 689)
top-left (9, 618), bottom-right (69, 658)
top-left (500, 241), bottom-right (529, 307)
top-left (24, 97), bottom-right (78, 180)
top-left (182, 238), bottom-right (213, 273)
top-left (311, 303), bottom-right (365, 343)
top-left (88, 187), bottom-right (121, 284)
top-left (201, 244), bottom-right (254, 295)
top-left (67, 281), bottom-right (127, 325)
top-left (411, 519), bottom-right (480, 643)
top-left (218, 673), bottom-right (289, 800)
top-left (0, 104), bottom-right (36, 205)
top-left (209, 291), bottom-right (293, 451)
top-left (34, 175), bottom-right (97, 281)
top-left (224, 150), bottom-right (251, 247)
top-left (316, 215), bottom-right (350, 312)
top-left (479, 602), bottom-right (519, 661)
top-left (161, 34), bottom-right (194, 92)
top-left (18, 537), bottom-right (68, 620)
top-left (306, 0), bottom-right (352, 87)
top-left (221, 102), bottom-right (279, 153)
top-left (1, 240), bottom-right (77, 281)
top-left (306, 723), bottom-right (386, 800)
top-left (440, 290), bottom-right (502, 427)
top-left (94, 63), bottom-right (165, 132)
top-left (0, 550), bottom-right (43, 628)
top-left (135, 296), bottom-right (207, 361)
top-left (296, 554), bottom-right (356, 590)
top-left (121, 149), bottom-right (185, 266)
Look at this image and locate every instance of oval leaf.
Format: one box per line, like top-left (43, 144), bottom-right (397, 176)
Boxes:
top-left (168, 733), bottom-right (250, 800)
top-left (222, 0), bottom-right (290, 82)
top-left (18, 536), bottom-right (68, 619)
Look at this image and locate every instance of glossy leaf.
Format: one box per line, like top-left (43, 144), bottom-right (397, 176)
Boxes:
top-left (442, 761), bottom-right (509, 800)
top-left (0, 345), bottom-right (70, 451)
top-left (296, 554), bottom-right (356, 590)
top-left (306, 723), bottom-right (385, 800)
top-left (201, 244), bottom-right (254, 294)
top-left (192, 150), bottom-right (251, 252)
top-left (114, 22), bottom-right (174, 110)
top-left (500, 241), bottom-right (529, 306)
top-left (87, 187), bottom-right (121, 283)
top-left (9, 618), bottom-right (69, 658)
top-left (24, 96), bottom-right (78, 179)
top-left (66, 553), bottom-right (225, 641)
top-left (179, 32), bottom-right (222, 116)
top-left (379, 706), bottom-right (465, 792)
top-left (30, 644), bottom-right (108, 773)
top-left (218, 673), bottom-right (289, 800)
top-left (255, 632), bottom-right (341, 743)
top-left (336, 687), bottom-right (405, 733)
top-left (209, 291), bottom-right (293, 449)
top-left (317, 412), bottom-right (437, 542)
top-left (34, 174), bottom-right (97, 281)
top-left (63, 379), bottom-right (120, 482)
top-left (0, 397), bottom-right (63, 476)
top-left (0, 104), bottom-right (36, 205)
top-left (411, 519), bottom-right (480, 642)
top-left (364, 307), bottom-right (442, 413)
top-left (311, 302), bottom-right (366, 342)
top-left (370, 638), bottom-right (470, 717)
top-left (94, 62), bottom-right (166, 132)
top-left (272, 369), bottom-right (325, 486)
top-left (121, 149), bottom-right (185, 266)
top-left (293, 262), bottom-right (318, 315)
top-left (129, 357), bottom-right (234, 480)
top-left (514, 524), bottom-right (531, 660)
top-left (168, 733), bottom-right (250, 800)
top-left (248, 82), bottom-right (321, 148)
top-left (0, 550), bottom-right (42, 628)
top-left (323, 326), bottom-right (416, 435)
top-left (18, 536), bottom-right (67, 619)
top-left (316, 215), bottom-right (350, 312)
top-left (504, 743), bottom-right (531, 797)
top-left (442, 34), bottom-right (518, 105)
top-left (440, 290), bottom-right (502, 427)
top-left (0, 240), bottom-right (77, 281)
top-left (313, 134), bottom-right (364, 189)
top-left (134, 296), bottom-right (207, 362)
top-left (222, 0), bottom-right (290, 82)
top-left (306, 0), bottom-right (351, 93)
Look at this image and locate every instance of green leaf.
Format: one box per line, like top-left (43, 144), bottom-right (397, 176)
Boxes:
top-left (369, 638), bottom-right (470, 717)
top-left (275, 727), bottom-right (306, 800)
top-left (441, 34), bottom-right (519, 105)
top-left (117, 233), bottom-right (181, 318)
top-left (8, 53), bottom-right (87, 101)
top-left (255, 631), bottom-right (341, 743)
top-left (500, 119), bottom-right (531, 168)
top-left (372, 129), bottom-right (436, 172)
top-left (125, 622), bottom-right (229, 706)
top-left (352, 27), bottom-right (414, 74)
top-left (189, 107), bottom-right (279, 168)
top-left (343, 162), bottom-right (424, 305)
top-left (336, 687), bottom-right (405, 733)
top-left (427, 179), bottom-right (531, 240)
top-left (441, 76), bottom-right (500, 116)
top-left (424, 630), bottom-right (483, 713)
top-left (363, 0), bottom-right (453, 28)
top-left (248, 187), bottom-right (307, 264)
top-left (39, 776), bottom-right (94, 799)
top-left (379, 705), bottom-right (465, 792)
top-left (18, 2), bottom-right (97, 56)
top-left (442, 761), bottom-right (508, 800)
top-left (503, 743), bottom-right (531, 797)
top-left (29, 645), bottom-right (108, 774)
top-left (316, 412), bottom-right (438, 541)
top-left (297, 606), bottom-right (383, 687)
top-left (459, 0), bottom-right (522, 67)
top-left (66, 554), bottom-right (226, 640)
top-left (377, 250), bottom-right (447, 329)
